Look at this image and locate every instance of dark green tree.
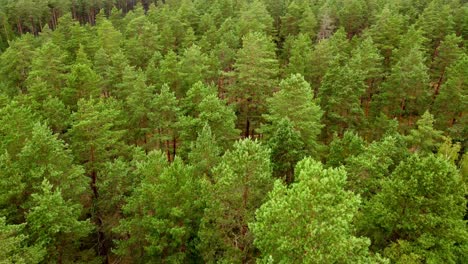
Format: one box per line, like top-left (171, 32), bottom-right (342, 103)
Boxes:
top-left (360, 154), bottom-right (468, 263)
top-left (230, 32), bottom-right (279, 137)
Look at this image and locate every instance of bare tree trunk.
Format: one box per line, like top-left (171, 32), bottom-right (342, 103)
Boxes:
top-left (17, 18), bottom-right (23, 35)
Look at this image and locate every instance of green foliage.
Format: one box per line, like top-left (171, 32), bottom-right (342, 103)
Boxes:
top-left (198, 139), bottom-right (273, 263)
top-left (0, 34), bottom-right (35, 95)
top-left (115, 155), bottom-right (203, 263)
top-left (376, 42), bottom-right (430, 122)
top-left (26, 179), bottom-right (93, 263)
top-left (251, 158), bottom-right (386, 263)
top-left (238, 0), bottom-right (274, 36)
top-left (263, 74), bottom-right (323, 156)
top-left (360, 154), bottom-right (467, 263)
top-left (406, 111), bottom-right (444, 154)
top-left (230, 31), bottom-right (279, 136)
top-left (0, 217), bottom-right (44, 264)
top-left (319, 58), bottom-right (366, 136)
top-left (433, 54), bottom-right (467, 141)
top-left (0, 1), bottom-right (466, 262)
top-left (366, 6), bottom-right (406, 65)
top-left (188, 124), bottom-right (222, 179)
top-left (68, 97), bottom-right (127, 176)
top-left (266, 118), bottom-right (305, 183)
top-left (327, 130), bottom-right (366, 167)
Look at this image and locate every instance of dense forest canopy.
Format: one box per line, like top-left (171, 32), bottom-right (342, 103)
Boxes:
top-left (0, 0), bottom-right (467, 263)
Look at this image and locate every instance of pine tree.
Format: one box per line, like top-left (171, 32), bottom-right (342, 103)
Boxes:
top-left (238, 0), bottom-right (274, 37)
top-left (145, 51), bottom-right (163, 86)
top-left (0, 217), bottom-right (44, 263)
top-left (61, 57), bottom-right (101, 108)
top-left (285, 33), bottom-right (313, 79)
top-left (149, 85), bottom-right (180, 161)
top-left (124, 70), bottom-right (156, 150)
top-left (178, 44), bottom-right (210, 97)
top-left (106, 49), bottom-right (131, 97)
top-left (319, 59), bottom-right (366, 137)
top-left (337, 0), bottom-right (368, 37)
top-left (26, 179), bottom-right (93, 263)
top-left (251, 158), bottom-right (385, 263)
top-left (430, 33), bottom-right (462, 97)
top-left (230, 32), bottom-right (279, 137)
top-left (157, 50), bottom-right (180, 95)
top-left (376, 45), bottom-right (430, 126)
top-left (93, 47), bottom-right (112, 96)
top-left (416, 0), bottom-right (454, 55)
top-left (198, 139), bottom-right (273, 263)
top-left (16, 122), bottom-right (88, 205)
top-left (327, 130), bottom-right (366, 168)
top-left (433, 54), bottom-right (467, 141)
top-left (366, 6), bottom-right (406, 66)
top-left (96, 18), bottom-right (122, 54)
top-left (25, 41), bottom-right (68, 97)
top-left (188, 124), bottom-right (222, 179)
top-left (67, 97), bottom-right (127, 257)
top-left (406, 111), bottom-right (444, 154)
top-left (0, 34), bottom-right (35, 95)
top-left (279, 0), bottom-right (303, 38)
top-left (263, 74), bottom-right (323, 156)
top-left (197, 94), bottom-right (240, 147)
top-left (266, 118), bottom-right (306, 183)
top-left (360, 154), bottom-right (467, 263)
top-left (124, 15), bottom-right (160, 68)
top-left (115, 156), bottom-right (203, 263)
top-left (308, 38), bottom-right (334, 95)
top-left (345, 135), bottom-right (409, 199)
top-left (298, 4), bottom-right (317, 39)
top-left (348, 36), bottom-right (384, 117)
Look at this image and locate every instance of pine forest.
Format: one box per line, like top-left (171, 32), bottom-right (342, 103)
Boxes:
top-left (0, 0), bottom-right (467, 263)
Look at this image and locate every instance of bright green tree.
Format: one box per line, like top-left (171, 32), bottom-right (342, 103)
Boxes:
top-left (61, 59), bottom-right (101, 107)
top-left (251, 158), bottom-right (386, 263)
top-left (285, 33), bottom-right (313, 79)
top-left (0, 217), bottom-right (44, 263)
top-left (0, 34), bottom-right (35, 95)
top-left (262, 74), bottom-right (323, 156)
top-left (26, 41), bottom-right (68, 97)
top-left (96, 18), bottom-right (122, 54)
top-left (178, 44), bottom-right (211, 97)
